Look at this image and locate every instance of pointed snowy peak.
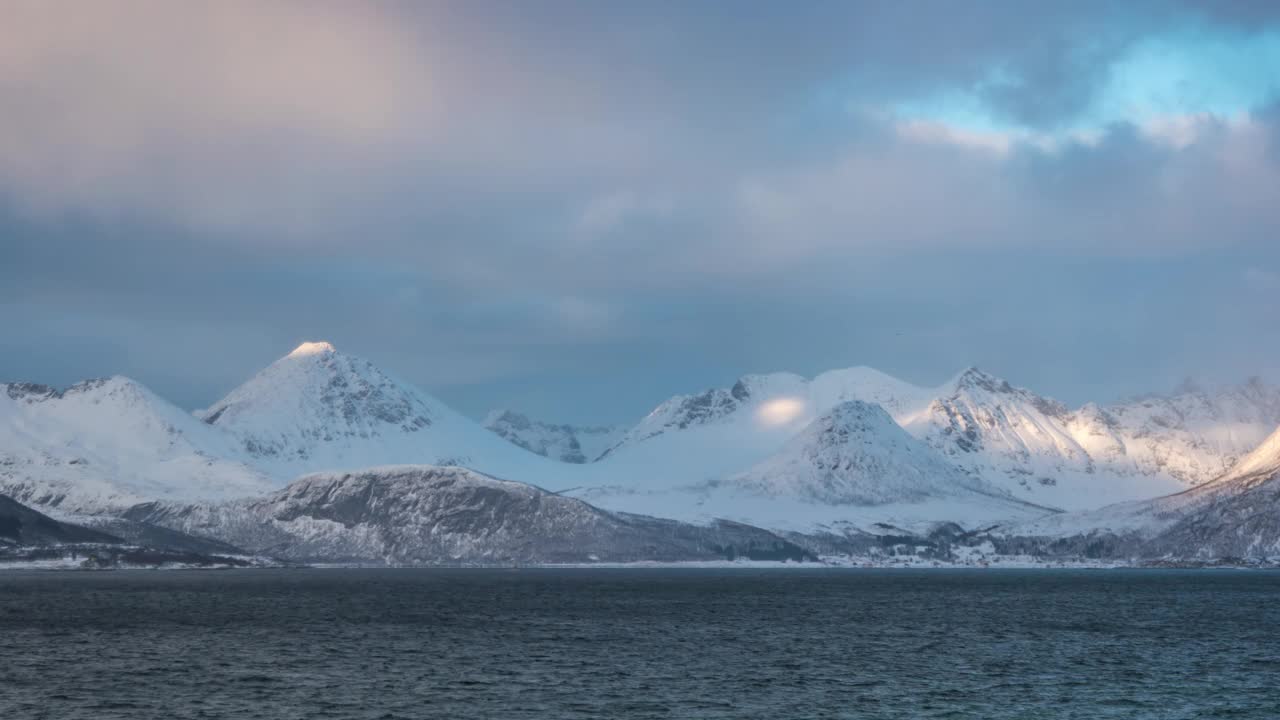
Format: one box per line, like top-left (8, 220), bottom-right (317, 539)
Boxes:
top-left (287, 340), bottom-right (337, 358)
top-left (949, 366), bottom-right (1015, 395)
top-left (195, 343), bottom-right (567, 480)
top-left (940, 367), bottom-right (1069, 416)
top-left (203, 342), bottom-right (434, 429)
top-left (731, 400), bottom-right (1038, 511)
top-left (199, 343), bottom-right (439, 461)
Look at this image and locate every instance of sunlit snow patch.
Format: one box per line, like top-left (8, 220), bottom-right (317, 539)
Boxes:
top-left (755, 397), bottom-right (806, 427)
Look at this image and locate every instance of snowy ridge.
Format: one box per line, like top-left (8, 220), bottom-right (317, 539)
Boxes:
top-left (483, 409), bottom-right (623, 463)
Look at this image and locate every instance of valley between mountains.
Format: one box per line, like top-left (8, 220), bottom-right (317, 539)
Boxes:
top-left (4, 341), bottom-right (1280, 567)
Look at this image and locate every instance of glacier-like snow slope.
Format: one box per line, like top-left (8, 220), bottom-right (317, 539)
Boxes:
top-left (0, 378), bottom-right (275, 513)
top-left (483, 409), bottom-right (623, 463)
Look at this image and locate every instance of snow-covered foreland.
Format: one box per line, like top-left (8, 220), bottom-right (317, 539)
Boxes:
top-left (4, 340), bottom-right (1280, 565)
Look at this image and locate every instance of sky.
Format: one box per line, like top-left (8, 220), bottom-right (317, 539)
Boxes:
top-left (2, 0), bottom-right (1279, 424)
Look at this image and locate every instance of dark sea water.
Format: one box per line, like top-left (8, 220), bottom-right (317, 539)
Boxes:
top-left (2, 569), bottom-right (1279, 720)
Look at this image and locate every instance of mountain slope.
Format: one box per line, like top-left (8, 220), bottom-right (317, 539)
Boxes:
top-left (0, 378), bottom-right (276, 513)
top-left (128, 465), bottom-right (813, 565)
top-left (483, 410), bottom-right (623, 463)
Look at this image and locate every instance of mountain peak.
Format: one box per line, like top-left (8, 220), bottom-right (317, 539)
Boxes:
top-left (199, 345), bottom-right (438, 461)
top-left (951, 366), bottom-right (1010, 393)
top-left (287, 341), bottom-right (336, 358)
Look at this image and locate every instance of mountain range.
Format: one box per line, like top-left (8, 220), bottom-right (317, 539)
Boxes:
top-left (3, 340), bottom-right (1278, 565)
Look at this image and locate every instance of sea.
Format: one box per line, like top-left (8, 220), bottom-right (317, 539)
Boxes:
top-left (1, 568), bottom-right (1278, 719)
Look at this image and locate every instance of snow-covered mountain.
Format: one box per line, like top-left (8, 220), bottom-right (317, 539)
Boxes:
top-left (197, 342), bottom-right (565, 481)
top-left (730, 400), bottom-right (1046, 510)
top-left (0, 377), bottom-right (275, 513)
top-left (128, 465), bottom-right (812, 565)
top-left (483, 409), bottom-right (623, 463)
top-left (4, 339), bottom-right (1277, 556)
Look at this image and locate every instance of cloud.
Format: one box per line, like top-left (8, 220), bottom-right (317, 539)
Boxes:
top-left (0, 1), bottom-right (441, 232)
top-left (2, 1), bottom-right (1280, 422)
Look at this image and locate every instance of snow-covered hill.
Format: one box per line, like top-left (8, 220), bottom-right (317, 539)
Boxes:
top-left (0, 377), bottom-right (275, 513)
top-left (483, 409), bottom-right (623, 463)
